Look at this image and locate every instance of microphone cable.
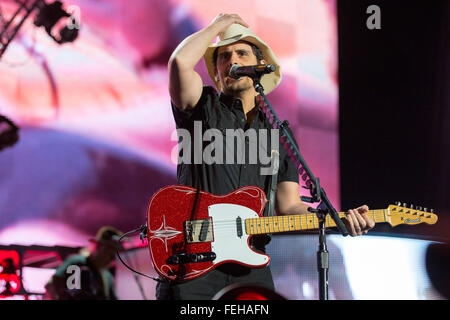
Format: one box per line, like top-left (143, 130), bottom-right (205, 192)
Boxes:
top-left (116, 224), bottom-right (163, 283)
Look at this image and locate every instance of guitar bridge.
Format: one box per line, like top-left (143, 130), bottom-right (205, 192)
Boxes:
top-left (184, 218), bottom-right (214, 243)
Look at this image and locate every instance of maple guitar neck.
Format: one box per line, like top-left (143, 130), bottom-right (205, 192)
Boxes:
top-left (245, 210), bottom-right (388, 235)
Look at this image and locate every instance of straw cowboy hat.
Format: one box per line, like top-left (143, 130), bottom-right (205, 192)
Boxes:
top-left (204, 23), bottom-right (282, 94)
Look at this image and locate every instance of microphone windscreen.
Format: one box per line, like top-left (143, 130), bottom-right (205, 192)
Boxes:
top-left (229, 64), bottom-right (240, 79)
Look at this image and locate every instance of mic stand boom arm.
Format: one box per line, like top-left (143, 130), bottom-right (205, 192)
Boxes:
top-left (252, 77), bottom-right (349, 300)
top-left (253, 78), bottom-right (348, 236)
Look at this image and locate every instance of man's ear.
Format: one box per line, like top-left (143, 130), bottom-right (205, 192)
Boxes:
top-left (214, 68), bottom-right (218, 81)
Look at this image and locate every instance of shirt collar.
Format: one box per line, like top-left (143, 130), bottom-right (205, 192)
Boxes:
top-left (218, 91), bottom-right (242, 110)
top-left (218, 91), bottom-right (266, 121)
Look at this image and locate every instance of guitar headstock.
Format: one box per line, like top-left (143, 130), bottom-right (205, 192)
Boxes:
top-left (387, 202), bottom-right (438, 227)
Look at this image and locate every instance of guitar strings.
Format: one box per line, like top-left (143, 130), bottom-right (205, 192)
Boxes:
top-left (189, 212), bottom-right (387, 237)
top-left (185, 211), bottom-right (386, 228)
top-left (186, 211), bottom-right (388, 237)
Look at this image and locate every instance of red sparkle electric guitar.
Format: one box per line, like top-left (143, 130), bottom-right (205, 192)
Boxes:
top-left (146, 185), bottom-right (438, 282)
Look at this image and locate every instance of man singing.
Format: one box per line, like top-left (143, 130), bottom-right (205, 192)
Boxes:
top-left (158, 13), bottom-right (374, 300)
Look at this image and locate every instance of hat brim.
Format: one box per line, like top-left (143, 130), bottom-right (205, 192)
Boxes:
top-left (204, 33), bottom-right (281, 95)
top-left (88, 237), bottom-right (125, 251)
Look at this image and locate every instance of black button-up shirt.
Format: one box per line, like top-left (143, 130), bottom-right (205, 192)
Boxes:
top-left (171, 86), bottom-right (299, 216)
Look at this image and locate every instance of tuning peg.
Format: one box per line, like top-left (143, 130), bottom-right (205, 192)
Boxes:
top-left (403, 203), bottom-right (407, 207)
top-left (410, 204), bottom-right (414, 209)
top-left (423, 207), bottom-right (428, 212)
top-left (395, 201), bottom-right (401, 206)
top-left (430, 209), bottom-right (434, 213)
top-left (416, 206), bottom-right (423, 211)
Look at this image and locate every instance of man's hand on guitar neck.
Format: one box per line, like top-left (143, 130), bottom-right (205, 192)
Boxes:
top-left (342, 205), bottom-right (375, 236)
top-left (276, 182), bottom-right (375, 236)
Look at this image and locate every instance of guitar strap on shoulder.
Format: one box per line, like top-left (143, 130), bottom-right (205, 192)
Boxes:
top-left (258, 149), bottom-right (279, 248)
top-left (261, 108), bottom-right (280, 219)
top-left (266, 149), bottom-right (280, 218)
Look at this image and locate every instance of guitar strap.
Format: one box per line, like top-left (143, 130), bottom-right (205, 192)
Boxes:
top-left (259, 96), bottom-right (280, 220)
top-left (266, 149), bottom-right (279, 218)
top-left (259, 136), bottom-right (280, 248)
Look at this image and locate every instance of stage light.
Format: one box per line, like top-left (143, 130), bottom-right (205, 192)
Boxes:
top-left (33, 0), bottom-right (78, 44)
top-left (1, 0), bottom-right (79, 59)
top-left (0, 257), bottom-right (21, 297)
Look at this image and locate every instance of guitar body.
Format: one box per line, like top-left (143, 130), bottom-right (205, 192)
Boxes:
top-left (147, 186), bottom-right (439, 282)
top-left (147, 185), bottom-right (269, 282)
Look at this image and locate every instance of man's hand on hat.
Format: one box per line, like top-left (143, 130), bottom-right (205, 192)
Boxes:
top-left (209, 13), bottom-right (249, 37)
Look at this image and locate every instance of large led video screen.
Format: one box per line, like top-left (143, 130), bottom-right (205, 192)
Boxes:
top-left (0, 0), bottom-right (403, 300)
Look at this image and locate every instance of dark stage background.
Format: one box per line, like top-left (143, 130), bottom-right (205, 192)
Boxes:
top-left (338, 0), bottom-right (450, 241)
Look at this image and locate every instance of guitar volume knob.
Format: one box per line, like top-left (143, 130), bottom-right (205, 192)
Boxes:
top-left (168, 255), bottom-right (180, 265)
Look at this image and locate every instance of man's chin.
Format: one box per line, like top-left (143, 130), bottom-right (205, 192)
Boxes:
top-left (223, 79), bottom-right (253, 94)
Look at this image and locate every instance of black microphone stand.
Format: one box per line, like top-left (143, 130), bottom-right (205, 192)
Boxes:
top-left (252, 75), bottom-right (349, 300)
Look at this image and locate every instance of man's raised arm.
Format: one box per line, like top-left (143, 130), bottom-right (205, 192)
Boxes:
top-left (168, 14), bottom-right (249, 110)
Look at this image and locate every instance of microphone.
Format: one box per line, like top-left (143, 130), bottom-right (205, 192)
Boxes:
top-left (229, 64), bottom-right (276, 79)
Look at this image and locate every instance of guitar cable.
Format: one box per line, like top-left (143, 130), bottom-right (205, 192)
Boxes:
top-left (116, 224), bottom-right (164, 283)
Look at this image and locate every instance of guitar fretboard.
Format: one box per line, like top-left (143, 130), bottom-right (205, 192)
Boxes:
top-left (245, 210), bottom-right (388, 235)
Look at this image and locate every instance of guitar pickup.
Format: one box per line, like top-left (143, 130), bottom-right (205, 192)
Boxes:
top-left (167, 252), bottom-right (216, 265)
top-left (236, 216), bottom-right (243, 238)
top-left (184, 218), bottom-right (214, 243)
